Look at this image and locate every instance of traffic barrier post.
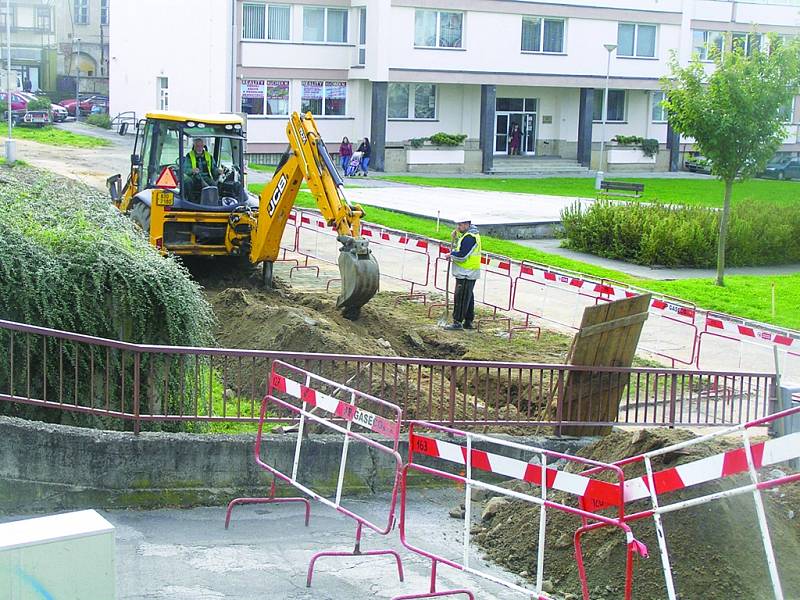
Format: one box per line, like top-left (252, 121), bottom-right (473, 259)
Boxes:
top-left (394, 421), bottom-right (646, 600)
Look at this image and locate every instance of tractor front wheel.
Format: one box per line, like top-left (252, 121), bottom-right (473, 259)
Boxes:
top-left (130, 202), bottom-right (152, 237)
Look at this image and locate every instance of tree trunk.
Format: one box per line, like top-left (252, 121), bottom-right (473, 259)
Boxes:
top-left (716, 179), bottom-right (733, 286)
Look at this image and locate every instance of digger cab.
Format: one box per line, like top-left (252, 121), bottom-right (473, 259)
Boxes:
top-left (136, 112), bottom-right (253, 208)
top-left (109, 112), bottom-right (259, 254)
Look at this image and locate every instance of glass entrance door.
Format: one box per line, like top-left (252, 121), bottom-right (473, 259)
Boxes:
top-left (494, 98), bottom-right (538, 155)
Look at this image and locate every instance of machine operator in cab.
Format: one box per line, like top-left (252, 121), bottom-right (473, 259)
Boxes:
top-left (183, 137), bottom-right (220, 199)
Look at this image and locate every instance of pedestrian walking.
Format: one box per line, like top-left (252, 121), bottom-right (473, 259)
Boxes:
top-left (445, 217), bottom-right (481, 331)
top-left (357, 137), bottom-right (371, 176)
top-left (339, 137), bottom-right (353, 175)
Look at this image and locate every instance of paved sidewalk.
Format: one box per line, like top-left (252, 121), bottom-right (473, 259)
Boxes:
top-left (84, 489), bottom-right (519, 599)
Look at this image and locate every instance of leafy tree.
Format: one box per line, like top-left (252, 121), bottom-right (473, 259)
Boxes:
top-left (662, 34), bottom-right (800, 285)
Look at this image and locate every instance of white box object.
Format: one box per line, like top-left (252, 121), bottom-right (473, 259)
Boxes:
top-left (0, 510), bottom-right (115, 599)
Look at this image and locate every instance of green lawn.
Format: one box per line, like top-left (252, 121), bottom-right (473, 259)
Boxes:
top-left (248, 163), bottom-right (277, 172)
top-left (250, 184), bottom-right (800, 330)
top-left (380, 176), bottom-right (800, 208)
top-left (12, 125), bottom-right (110, 148)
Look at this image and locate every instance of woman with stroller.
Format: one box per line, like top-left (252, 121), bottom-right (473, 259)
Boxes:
top-left (338, 137), bottom-right (353, 175)
top-left (357, 137), bottom-right (371, 176)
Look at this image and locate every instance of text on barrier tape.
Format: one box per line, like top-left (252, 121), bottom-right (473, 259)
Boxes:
top-left (271, 373), bottom-right (399, 438)
top-left (410, 433), bottom-right (622, 507)
top-left (585, 431), bottom-right (800, 512)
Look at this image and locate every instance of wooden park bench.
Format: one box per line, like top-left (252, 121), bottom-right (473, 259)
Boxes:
top-left (598, 180), bottom-right (645, 200)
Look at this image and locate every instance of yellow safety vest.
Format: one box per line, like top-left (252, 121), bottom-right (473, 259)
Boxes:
top-left (455, 231), bottom-right (482, 272)
top-left (188, 150), bottom-right (213, 177)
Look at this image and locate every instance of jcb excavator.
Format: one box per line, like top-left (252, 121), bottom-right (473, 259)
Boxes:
top-left (107, 111), bottom-right (379, 317)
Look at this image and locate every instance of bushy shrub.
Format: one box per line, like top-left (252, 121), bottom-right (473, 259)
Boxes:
top-left (429, 132), bottom-right (468, 146)
top-left (0, 167), bottom-right (215, 429)
top-left (26, 96), bottom-right (52, 112)
top-left (86, 113), bottom-right (112, 129)
top-left (561, 199), bottom-right (800, 267)
top-left (641, 138), bottom-right (660, 157)
top-left (612, 135), bottom-right (644, 145)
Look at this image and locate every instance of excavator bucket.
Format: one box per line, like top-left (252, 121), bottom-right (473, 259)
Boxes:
top-left (336, 235), bottom-right (380, 318)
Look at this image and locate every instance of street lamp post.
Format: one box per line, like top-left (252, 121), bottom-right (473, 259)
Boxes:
top-left (74, 38), bottom-right (81, 123)
top-left (5, 0), bottom-right (15, 164)
top-left (595, 43), bottom-right (617, 190)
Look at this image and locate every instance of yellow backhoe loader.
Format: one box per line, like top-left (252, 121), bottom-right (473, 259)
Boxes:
top-left (107, 111), bottom-right (379, 317)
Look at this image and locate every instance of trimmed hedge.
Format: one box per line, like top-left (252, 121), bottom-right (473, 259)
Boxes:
top-left (561, 199), bottom-right (800, 267)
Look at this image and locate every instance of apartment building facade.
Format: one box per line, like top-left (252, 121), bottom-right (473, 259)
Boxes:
top-left (110, 0), bottom-right (800, 173)
top-left (0, 0), bottom-right (58, 92)
top-left (55, 0), bottom-right (111, 95)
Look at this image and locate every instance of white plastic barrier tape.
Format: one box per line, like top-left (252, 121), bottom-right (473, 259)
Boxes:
top-left (271, 372), bottom-right (399, 438)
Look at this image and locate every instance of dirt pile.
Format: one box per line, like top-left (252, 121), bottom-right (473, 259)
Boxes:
top-left (474, 429), bottom-right (800, 600)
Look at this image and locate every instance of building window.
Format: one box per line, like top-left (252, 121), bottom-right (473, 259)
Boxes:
top-left (74, 0), bottom-right (89, 25)
top-left (36, 7), bottom-right (51, 31)
top-left (0, 7), bottom-right (9, 29)
top-left (414, 10), bottom-right (463, 49)
top-left (241, 80), bottom-right (289, 115)
top-left (593, 89), bottom-right (626, 122)
top-left (521, 17), bottom-right (565, 53)
top-left (303, 7), bottom-right (348, 43)
top-left (157, 77), bottom-right (169, 111)
top-left (100, 0), bottom-right (108, 25)
top-left (691, 30), bottom-right (723, 61)
top-left (358, 7), bottom-right (366, 65)
top-left (732, 32), bottom-right (762, 56)
top-left (617, 23), bottom-right (656, 58)
top-left (779, 97), bottom-right (795, 124)
top-left (388, 83), bottom-right (436, 119)
top-left (301, 81), bottom-right (346, 116)
top-left (651, 91), bottom-right (667, 123)
top-left (244, 4), bottom-right (290, 41)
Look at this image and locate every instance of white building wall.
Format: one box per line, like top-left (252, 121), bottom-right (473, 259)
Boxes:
top-left (109, 0), bottom-right (232, 119)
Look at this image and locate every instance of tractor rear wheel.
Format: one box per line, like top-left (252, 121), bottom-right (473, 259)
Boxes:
top-left (130, 202), bottom-right (151, 237)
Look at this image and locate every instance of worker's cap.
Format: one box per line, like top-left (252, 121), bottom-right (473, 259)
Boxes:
top-left (455, 217), bottom-right (472, 224)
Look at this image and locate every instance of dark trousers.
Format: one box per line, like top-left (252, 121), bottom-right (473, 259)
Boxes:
top-left (452, 278), bottom-right (476, 324)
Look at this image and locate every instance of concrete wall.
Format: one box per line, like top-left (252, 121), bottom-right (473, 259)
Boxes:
top-left (0, 416), bottom-right (589, 513)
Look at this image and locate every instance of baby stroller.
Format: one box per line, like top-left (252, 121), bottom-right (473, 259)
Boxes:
top-left (345, 151), bottom-right (363, 177)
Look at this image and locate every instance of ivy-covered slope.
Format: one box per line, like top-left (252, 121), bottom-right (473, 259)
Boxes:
top-left (0, 166), bottom-right (214, 345)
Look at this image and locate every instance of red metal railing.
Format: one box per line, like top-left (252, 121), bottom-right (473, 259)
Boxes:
top-left (0, 318), bottom-right (777, 434)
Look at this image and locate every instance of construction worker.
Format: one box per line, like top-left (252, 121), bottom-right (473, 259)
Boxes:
top-left (445, 217), bottom-right (481, 331)
top-left (183, 137), bottom-right (219, 198)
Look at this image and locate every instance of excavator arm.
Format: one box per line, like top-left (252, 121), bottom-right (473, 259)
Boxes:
top-left (244, 112), bottom-right (380, 316)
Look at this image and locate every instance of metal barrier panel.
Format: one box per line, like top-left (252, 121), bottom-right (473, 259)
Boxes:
top-left (514, 263), bottom-right (597, 330)
top-left (394, 421), bottom-right (646, 600)
top-left (576, 405), bottom-right (800, 600)
top-left (254, 360), bottom-right (406, 589)
top-left (295, 212), bottom-right (340, 266)
top-left (474, 257), bottom-right (513, 314)
top-left (363, 227), bottom-right (431, 293)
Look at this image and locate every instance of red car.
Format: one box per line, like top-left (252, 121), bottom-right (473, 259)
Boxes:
top-left (58, 97), bottom-right (93, 116)
top-left (59, 95), bottom-right (108, 116)
top-left (0, 92), bottom-right (29, 112)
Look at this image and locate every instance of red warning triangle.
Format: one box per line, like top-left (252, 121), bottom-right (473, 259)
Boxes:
top-left (154, 166), bottom-right (178, 189)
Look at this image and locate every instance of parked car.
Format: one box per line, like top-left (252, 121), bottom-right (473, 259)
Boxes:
top-left (684, 154), bottom-right (712, 174)
top-left (759, 155), bottom-right (800, 180)
top-left (18, 92), bottom-right (68, 123)
top-left (60, 95), bottom-right (109, 116)
top-left (89, 97), bottom-right (109, 115)
top-left (0, 91), bottom-right (30, 113)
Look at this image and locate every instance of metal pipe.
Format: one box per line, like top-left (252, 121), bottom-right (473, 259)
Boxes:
top-left (596, 43), bottom-right (617, 188)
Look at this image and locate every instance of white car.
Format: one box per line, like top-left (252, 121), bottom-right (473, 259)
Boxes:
top-left (50, 103), bottom-right (68, 123)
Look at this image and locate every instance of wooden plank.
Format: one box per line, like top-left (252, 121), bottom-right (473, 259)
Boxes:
top-left (558, 294), bottom-right (652, 436)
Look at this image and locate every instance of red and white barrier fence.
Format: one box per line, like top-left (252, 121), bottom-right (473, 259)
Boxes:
top-left (394, 421), bottom-right (647, 600)
top-left (275, 207), bottom-right (800, 377)
top-left (227, 360), bottom-right (406, 590)
top-left (574, 404), bottom-right (800, 600)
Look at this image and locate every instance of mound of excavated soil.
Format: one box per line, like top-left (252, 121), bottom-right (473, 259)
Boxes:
top-left (474, 429), bottom-right (800, 600)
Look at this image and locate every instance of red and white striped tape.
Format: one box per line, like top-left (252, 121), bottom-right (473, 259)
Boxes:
top-left (271, 373), bottom-right (399, 438)
top-left (650, 299), bottom-right (696, 321)
top-left (585, 431), bottom-right (800, 512)
top-left (410, 434), bottom-right (621, 507)
top-left (706, 315), bottom-right (796, 348)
